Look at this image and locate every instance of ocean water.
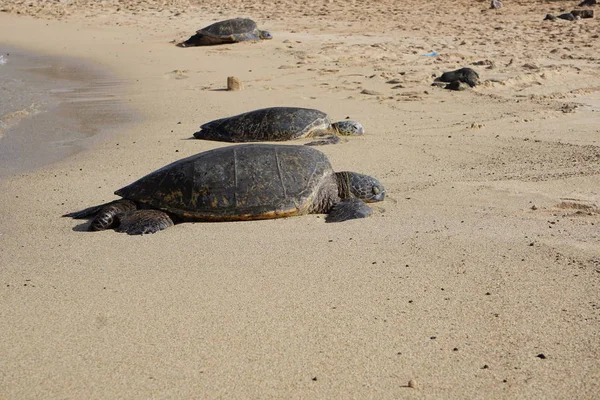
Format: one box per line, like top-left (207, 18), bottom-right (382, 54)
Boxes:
top-left (0, 47), bottom-right (131, 178)
top-left (0, 51), bottom-right (51, 140)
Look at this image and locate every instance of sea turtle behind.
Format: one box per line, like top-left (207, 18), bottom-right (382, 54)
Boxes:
top-left (194, 107), bottom-right (364, 146)
top-left (63, 144), bottom-right (385, 235)
top-left (178, 18), bottom-right (272, 47)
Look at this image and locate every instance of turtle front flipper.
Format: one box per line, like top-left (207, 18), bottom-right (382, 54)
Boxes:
top-left (325, 198), bottom-right (373, 223)
top-left (305, 135), bottom-right (341, 146)
top-left (115, 210), bottom-right (174, 235)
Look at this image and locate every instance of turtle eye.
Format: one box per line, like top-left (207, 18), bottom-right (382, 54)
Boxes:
top-left (372, 186), bottom-right (380, 195)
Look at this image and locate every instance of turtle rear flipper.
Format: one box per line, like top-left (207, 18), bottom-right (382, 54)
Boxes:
top-left (115, 210), bottom-right (174, 235)
top-left (63, 199), bottom-right (136, 220)
top-left (178, 33), bottom-right (217, 47)
top-left (325, 198), bottom-right (373, 223)
top-left (63, 201), bottom-right (115, 219)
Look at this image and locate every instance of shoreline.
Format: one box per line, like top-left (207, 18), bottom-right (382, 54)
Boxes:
top-left (0, 44), bottom-right (134, 178)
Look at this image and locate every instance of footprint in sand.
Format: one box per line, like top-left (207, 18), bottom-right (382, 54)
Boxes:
top-left (554, 200), bottom-right (600, 215)
top-left (164, 69), bottom-right (189, 79)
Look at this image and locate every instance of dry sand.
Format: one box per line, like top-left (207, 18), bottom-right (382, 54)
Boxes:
top-left (0, 0), bottom-right (599, 398)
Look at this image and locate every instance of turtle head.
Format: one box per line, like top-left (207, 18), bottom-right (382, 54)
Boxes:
top-left (332, 120), bottom-right (364, 136)
top-left (259, 30), bottom-right (273, 40)
top-left (336, 172), bottom-right (385, 203)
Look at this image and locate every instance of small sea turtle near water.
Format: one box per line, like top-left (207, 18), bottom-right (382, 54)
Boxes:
top-left (63, 144), bottom-right (385, 235)
top-left (178, 18), bottom-right (272, 47)
top-left (194, 107), bottom-right (364, 146)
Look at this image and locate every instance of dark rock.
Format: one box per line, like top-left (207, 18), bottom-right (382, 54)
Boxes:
top-left (544, 14), bottom-right (557, 21)
top-left (577, 0), bottom-right (596, 6)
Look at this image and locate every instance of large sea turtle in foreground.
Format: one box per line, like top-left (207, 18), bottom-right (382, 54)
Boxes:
top-left (63, 144), bottom-right (385, 235)
top-left (194, 107), bottom-right (365, 146)
top-left (178, 18), bottom-right (272, 47)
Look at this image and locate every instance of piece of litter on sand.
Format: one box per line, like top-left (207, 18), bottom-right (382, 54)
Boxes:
top-left (422, 51), bottom-right (438, 57)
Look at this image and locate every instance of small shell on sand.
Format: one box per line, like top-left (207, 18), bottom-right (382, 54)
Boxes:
top-left (408, 379), bottom-right (418, 389)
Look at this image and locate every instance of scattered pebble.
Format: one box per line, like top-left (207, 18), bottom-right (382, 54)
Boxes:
top-left (522, 63), bottom-right (540, 70)
top-left (361, 89), bottom-right (382, 95)
top-left (408, 379), bottom-right (418, 389)
top-left (227, 76), bottom-right (243, 91)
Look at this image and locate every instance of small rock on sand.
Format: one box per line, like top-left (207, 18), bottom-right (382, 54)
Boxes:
top-left (361, 89), bottom-right (382, 95)
top-left (490, 0), bottom-right (503, 9)
top-left (227, 76), bottom-right (243, 91)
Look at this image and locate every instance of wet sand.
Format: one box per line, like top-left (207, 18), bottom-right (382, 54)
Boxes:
top-left (0, 1), bottom-right (599, 399)
top-left (0, 46), bottom-right (133, 177)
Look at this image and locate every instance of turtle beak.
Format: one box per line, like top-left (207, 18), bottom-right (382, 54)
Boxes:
top-left (372, 190), bottom-right (385, 202)
top-left (368, 185), bottom-right (385, 202)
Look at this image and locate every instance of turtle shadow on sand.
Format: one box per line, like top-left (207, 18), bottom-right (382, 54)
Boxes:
top-left (63, 144), bottom-right (386, 235)
top-left (192, 107), bottom-right (364, 146)
top-left (177, 18), bottom-right (272, 47)
top-left (71, 221), bottom-right (92, 232)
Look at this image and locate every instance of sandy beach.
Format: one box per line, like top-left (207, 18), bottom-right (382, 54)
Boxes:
top-left (0, 0), bottom-right (599, 398)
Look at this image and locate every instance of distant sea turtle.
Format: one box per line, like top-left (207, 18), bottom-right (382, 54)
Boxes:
top-left (178, 18), bottom-right (272, 47)
top-left (194, 107), bottom-right (364, 146)
top-left (435, 67), bottom-right (481, 88)
top-left (64, 144), bottom-right (385, 234)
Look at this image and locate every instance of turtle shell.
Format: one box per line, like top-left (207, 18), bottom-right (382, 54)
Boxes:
top-left (198, 18), bottom-right (261, 42)
top-left (194, 107), bottom-right (331, 142)
top-left (115, 144), bottom-right (336, 221)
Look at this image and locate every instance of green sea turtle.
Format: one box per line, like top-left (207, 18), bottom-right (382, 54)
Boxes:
top-left (63, 144), bottom-right (385, 235)
top-left (194, 107), bottom-right (364, 146)
top-left (178, 18), bottom-right (272, 47)
top-left (435, 67), bottom-right (481, 88)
